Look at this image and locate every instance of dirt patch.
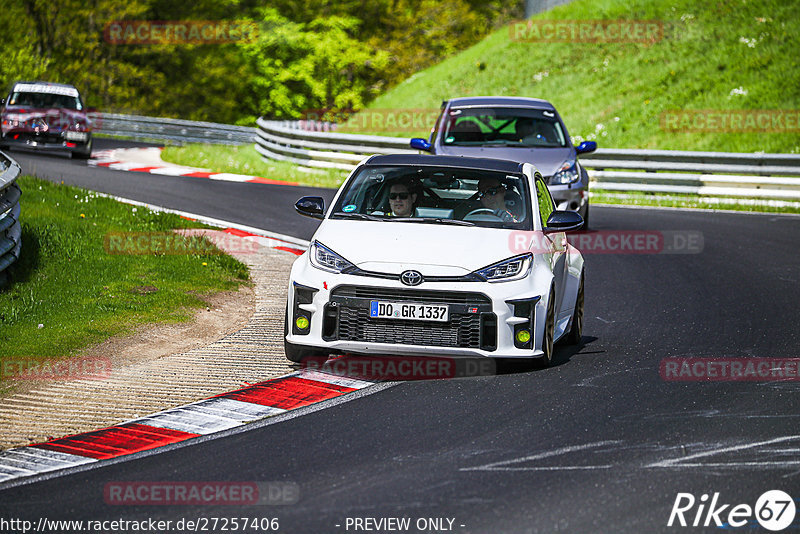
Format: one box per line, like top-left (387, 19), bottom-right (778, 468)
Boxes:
top-left (0, 231), bottom-right (298, 450)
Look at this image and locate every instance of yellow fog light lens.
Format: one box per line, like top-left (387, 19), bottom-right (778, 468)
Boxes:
top-left (516, 330), bottom-right (531, 344)
top-left (295, 316), bottom-right (309, 330)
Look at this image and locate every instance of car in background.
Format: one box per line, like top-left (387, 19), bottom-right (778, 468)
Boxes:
top-left (411, 96), bottom-right (596, 228)
top-left (286, 154), bottom-right (585, 368)
top-left (0, 81), bottom-right (93, 159)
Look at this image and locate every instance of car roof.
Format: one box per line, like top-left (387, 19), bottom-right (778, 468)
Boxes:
top-left (13, 81), bottom-right (78, 90)
top-left (9, 81), bottom-right (80, 96)
top-left (365, 154), bottom-right (525, 174)
top-left (445, 96), bottom-right (555, 111)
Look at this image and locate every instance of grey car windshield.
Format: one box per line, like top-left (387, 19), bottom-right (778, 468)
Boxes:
top-left (331, 165), bottom-right (532, 230)
top-left (441, 107), bottom-right (567, 148)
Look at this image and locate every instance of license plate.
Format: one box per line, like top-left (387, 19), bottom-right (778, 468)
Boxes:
top-left (369, 301), bottom-right (449, 322)
top-left (65, 131), bottom-right (88, 141)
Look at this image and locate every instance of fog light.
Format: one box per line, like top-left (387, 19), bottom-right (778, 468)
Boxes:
top-left (295, 316), bottom-right (309, 330)
top-left (516, 330), bottom-right (531, 344)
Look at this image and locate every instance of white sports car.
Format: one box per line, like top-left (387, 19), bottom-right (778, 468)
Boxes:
top-left (285, 155), bottom-right (585, 367)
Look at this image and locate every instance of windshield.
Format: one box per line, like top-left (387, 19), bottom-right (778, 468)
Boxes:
top-left (441, 106), bottom-right (567, 148)
top-left (8, 91), bottom-right (83, 110)
top-left (331, 165), bottom-right (532, 230)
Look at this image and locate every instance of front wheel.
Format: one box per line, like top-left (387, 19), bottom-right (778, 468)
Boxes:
top-left (564, 271), bottom-right (584, 345)
top-left (72, 136), bottom-right (93, 159)
top-left (533, 290), bottom-right (556, 369)
top-left (580, 203), bottom-right (590, 230)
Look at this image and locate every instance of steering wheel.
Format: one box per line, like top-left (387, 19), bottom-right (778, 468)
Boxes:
top-left (464, 208), bottom-right (497, 218)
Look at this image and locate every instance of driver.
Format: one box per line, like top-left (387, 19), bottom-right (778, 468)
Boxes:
top-left (387, 180), bottom-right (417, 217)
top-left (478, 177), bottom-right (518, 222)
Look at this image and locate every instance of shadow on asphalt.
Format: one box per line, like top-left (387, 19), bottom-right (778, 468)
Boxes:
top-left (287, 335), bottom-right (603, 382)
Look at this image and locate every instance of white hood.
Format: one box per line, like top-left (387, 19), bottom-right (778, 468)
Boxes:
top-left (312, 220), bottom-right (520, 276)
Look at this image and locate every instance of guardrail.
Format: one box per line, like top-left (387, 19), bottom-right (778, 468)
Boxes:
top-left (0, 151), bottom-right (22, 285)
top-left (255, 118), bottom-right (800, 201)
top-left (91, 113), bottom-right (255, 145)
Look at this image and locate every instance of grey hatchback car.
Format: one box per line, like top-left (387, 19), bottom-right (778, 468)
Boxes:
top-left (411, 96), bottom-right (596, 227)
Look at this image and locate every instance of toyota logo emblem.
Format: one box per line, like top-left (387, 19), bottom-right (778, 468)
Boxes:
top-left (400, 270), bottom-right (423, 286)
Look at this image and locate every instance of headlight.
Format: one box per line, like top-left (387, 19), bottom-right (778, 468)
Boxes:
top-left (550, 159), bottom-right (580, 185)
top-left (309, 241), bottom-right (354, 273)
top-left (473, 253), bottom-right (532, 282)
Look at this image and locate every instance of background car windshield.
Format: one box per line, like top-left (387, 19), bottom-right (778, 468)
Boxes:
top-left (441, 107), bottom-right (567, 148)
top-left (332, 165), bottom-right (532, 229)
top-left (8, 92), bottom-right (82, 110)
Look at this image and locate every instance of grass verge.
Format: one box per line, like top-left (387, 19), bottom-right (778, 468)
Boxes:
top-left (161, 144), bottom-right (348, 189)
top-left (0, 176), bottom-right (250, 371)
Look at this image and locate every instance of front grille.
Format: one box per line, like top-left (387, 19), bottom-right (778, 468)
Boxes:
top-left (327, 285), bottom-right (496, 351)
top-left (337, 306), bottom-right (483, 348)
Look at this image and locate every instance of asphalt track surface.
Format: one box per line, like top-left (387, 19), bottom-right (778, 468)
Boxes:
top-left (2, 139), bottom-right (800, 533)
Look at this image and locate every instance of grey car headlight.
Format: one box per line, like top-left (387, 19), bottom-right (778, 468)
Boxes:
top-left (473, 253), bottom-right (532, 282)
top-left (551, 159), bottom-right (580, 185)
top-left (309, 241), bottom-right (354, 273)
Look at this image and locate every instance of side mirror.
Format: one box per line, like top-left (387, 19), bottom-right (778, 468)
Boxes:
top-left (294, 196), bottom-right (325, 219)
top-left (544, 210), bottom-right (583, 233)
top-left (575, 141), bottom-right (597, 155)
top-left (0, 98), bottom-right (5, 106)
top-left (410, 138), bottom-right (432, 152)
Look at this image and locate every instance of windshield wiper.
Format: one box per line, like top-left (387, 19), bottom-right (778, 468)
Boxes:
top-left (392, 217), bottom-right (475, 226)
top-left (332, 212), bottom-right (385, 221)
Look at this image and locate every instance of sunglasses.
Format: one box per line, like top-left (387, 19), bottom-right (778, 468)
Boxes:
top-left (479, 185), bottom-right (506, 198)
top-left (389, 192), bottom-right (410, 200)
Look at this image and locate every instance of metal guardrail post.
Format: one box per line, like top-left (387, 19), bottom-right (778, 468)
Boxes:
top-left (0, 150), bottom-right (22, 286)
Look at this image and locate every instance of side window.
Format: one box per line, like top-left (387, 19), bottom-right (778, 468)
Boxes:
top-left (535, 178), bottom-right (554, 226)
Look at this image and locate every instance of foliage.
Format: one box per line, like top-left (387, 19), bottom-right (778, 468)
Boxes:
top-left (0, 0), bottom-right (522, 122)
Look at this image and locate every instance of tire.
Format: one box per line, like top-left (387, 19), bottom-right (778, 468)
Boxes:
top-left (283, 306), bottom-right (327, 364)
top-left (565, 271), bottom-right (584, 345)
top-left (580, 203), bottom-right (590, 230)
top-left (72, 136), bottom-right (92, 159)
top-left (534, 289), bottom-right (556, 369)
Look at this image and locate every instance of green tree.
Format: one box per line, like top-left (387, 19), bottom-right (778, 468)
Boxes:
top-left (239, 8), bottom-right (390, 118)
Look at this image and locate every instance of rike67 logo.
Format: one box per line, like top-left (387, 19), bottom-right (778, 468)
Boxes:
top-left (668, 490), bottom-right (796, 531)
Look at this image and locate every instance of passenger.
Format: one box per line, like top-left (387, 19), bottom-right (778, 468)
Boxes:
top-left (477, 177), bottom-right (518, 222)
top-left (387, 180), bottom-right (418, 217)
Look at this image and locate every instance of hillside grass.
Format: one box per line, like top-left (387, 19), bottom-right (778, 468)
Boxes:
top-left (0, 176), bottom-right (249, 376)
top-left (357, 0), bottom-right (800, 153)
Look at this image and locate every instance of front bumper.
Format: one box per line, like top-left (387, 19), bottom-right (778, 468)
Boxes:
top-left (1, 132), bottom-right (91, 153)
top-left (286, 253), bottom-right (551, 359)
top-left (547, 181), bottom-right (588, 213)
